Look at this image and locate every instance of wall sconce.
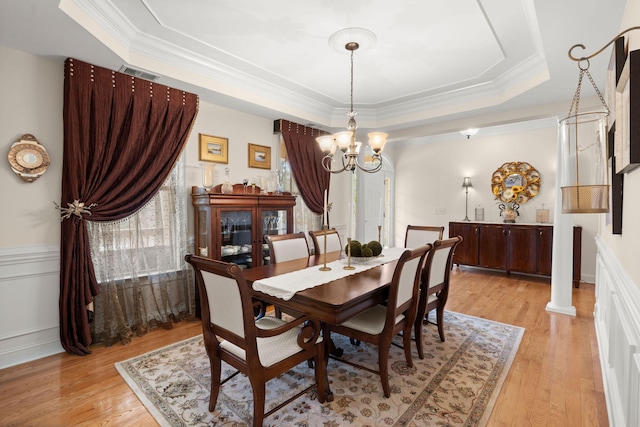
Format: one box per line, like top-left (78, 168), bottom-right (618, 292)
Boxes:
top-left (460, 128), bottom-right (479, 139)
top-left (461, 177), bottom-right (472, 221)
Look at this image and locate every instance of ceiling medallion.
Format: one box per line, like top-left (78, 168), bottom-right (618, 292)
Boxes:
top-left (328, 27), bottom-right (377, 54)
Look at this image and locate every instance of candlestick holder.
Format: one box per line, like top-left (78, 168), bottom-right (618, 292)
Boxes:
top-left (344, 237), bottom-right (355, 270)
top-left (319, 224), bottom-right (331, 271)
top-left (378, 225), bottom-right (382, 243)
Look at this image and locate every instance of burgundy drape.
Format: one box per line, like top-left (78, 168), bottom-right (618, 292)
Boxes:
top-left (60, 58), bottom-right (199, 355)
top-left (279, 119), bottom-right (330, 215)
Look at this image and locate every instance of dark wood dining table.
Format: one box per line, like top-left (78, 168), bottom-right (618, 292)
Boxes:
top-left (243, 251), bottom-right (400, 402)
top-left (243, 251), bottom-right (398, 325)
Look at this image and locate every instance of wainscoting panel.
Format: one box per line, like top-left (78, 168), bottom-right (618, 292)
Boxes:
top-left (0, 244), bottom-right (63, 369)
top-left (595, 237), bottom-right (640, 427)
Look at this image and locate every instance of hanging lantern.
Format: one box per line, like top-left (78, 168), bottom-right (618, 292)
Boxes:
top-left (559, 110), bottom-right (609, 213)
top-left (559, 43), bottom-right (612, 213)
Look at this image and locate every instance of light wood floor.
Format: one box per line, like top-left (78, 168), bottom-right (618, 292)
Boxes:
top-left (0, 267), bottom-right (608, 426)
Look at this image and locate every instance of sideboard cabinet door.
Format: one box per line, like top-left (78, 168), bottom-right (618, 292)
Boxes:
top-left (478, 224), bottom-right (508, 270)
top-left (449, 222), bottom-right (479, 265)
top-left (506, 225), bottom-right (538, 275)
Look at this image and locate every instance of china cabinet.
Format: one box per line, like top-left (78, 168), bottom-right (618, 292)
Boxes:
top-left (192, 185), bottom-right (296, 269)
top-left (449, 222), bottom-right (582, 287)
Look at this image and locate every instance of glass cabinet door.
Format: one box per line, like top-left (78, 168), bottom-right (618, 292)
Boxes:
top-left (220, 210), bottom-right (253, 269)
top-left (261, 209), bottom-right (289, 264)
top-left (196, 208), bottom-right (210, 257)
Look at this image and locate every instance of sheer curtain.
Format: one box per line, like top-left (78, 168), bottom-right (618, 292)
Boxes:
top-left (87, 156), bottom-right (194, 346)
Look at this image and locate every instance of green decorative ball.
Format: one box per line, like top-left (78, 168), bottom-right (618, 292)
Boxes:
top-left (367, 241), bottom-right (383, 256)
top-left (345, 240), bottom-right (362, 257)
top-left (361, 246), bottom-right (374, 257)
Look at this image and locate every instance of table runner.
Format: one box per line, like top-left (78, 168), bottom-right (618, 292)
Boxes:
top-left (252, 247), bottom-right (407, 300)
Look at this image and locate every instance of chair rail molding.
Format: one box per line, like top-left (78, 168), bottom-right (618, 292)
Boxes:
top-left (594, 236), bottom-right (640, 427)
top-left (0, 244), bottom-right (63, 369)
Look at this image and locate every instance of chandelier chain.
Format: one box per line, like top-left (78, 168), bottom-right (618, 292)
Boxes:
top-left (350, 49), bottom-right (354, 114)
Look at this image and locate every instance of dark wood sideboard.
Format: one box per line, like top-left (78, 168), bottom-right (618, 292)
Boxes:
top-left (449, 222), bottom-right (582, 287)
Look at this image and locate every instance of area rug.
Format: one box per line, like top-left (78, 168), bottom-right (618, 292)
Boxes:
top-left (115, 311), bottom-right (524, 426)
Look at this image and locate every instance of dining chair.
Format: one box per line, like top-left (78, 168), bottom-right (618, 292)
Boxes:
top-left (329, 244), bottom-right (431, 398)
top-left (413, 237), bottom-right (462, 359)
top-left (404, 225), bottom-right (444, 248)
top-left (309, 228), bottom-right (343, 255)
top-left (264, 232), bottom-right (310, 263)
top-left (184, 254), bottom-right (329, 427)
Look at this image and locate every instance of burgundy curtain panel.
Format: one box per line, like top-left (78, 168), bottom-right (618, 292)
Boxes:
top-left (279, 119), bottom-right (330, 215)
top-left (60, 58), bottom-right (199, 355)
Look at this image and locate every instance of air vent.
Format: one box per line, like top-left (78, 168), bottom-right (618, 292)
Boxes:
top-left (118, 66), bottom-right (160, 82)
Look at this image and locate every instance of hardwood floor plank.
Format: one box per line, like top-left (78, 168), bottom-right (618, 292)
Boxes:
top-left (0, 267), bottom-right (608, 426)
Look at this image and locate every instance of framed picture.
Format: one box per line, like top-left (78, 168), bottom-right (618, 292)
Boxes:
top-left (248, 143), bottom-right (271, 169)
top-left (606, 36), bottom-right (626, 130)
top-left (608, 124), bottom-right (624, 234)
top-left (199, 134), bottom-right (228, 163)
top-left (615, 49), bottom-right (640, 174)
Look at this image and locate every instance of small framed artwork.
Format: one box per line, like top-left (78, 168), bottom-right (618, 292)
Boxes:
top-left (606, 36), bottom-right (626, 130)
top-left (248, 143), bottom-right (271, 169)
top-left (615, 49), bottom-right (640, 174)
top-left (199, 134), bottom-right (228, 163)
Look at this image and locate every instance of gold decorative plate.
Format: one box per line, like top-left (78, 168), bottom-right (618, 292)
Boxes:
top-left (8, 134), bottom-right (50, 182)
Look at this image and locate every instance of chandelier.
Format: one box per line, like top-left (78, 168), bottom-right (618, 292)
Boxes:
top-left (316, 29), bottom-right (388, 174)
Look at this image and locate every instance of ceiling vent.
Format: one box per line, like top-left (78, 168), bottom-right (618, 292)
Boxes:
top-left (118, 65), bottom-right (160, 82)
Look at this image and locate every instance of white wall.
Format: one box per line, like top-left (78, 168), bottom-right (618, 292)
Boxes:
top-left (387, 124), bottom-right (599, 283)
top-left (599, 0), bottom-right (640, 291)
top-left (593, 1), bottom-right (640, 425)
top-left (0, 47), bottom-right (65, 367)
top-left (0, 46), bottom-right (63, 246)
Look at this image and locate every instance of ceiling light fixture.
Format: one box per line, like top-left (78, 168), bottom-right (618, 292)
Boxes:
top-left (460, 128), bottom-right (479, 139)
top-left (316, 28), bottom-right (388, 174)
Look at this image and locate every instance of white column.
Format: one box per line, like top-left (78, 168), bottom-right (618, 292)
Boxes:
top-left (547, 124), bottom-right (576, 316)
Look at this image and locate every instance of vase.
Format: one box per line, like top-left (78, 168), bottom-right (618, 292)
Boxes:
top-left (502, 208), bottom-right (517, 223)
top-left (499, 203), bottom-right (519, 223)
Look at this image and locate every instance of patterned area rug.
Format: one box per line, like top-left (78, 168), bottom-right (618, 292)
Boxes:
top-left (115, 311), bottom-right (524, 426)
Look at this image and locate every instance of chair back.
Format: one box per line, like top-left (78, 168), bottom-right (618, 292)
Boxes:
top-left (265, 232), bottom-right (310, 263)
top-left (422, 237), bottom-right (462, 298)
top-left (404, 225), bottom-right (444, 248)
top-left (184, 255), bottom-right (255, 350)
top-left (309, 228), bottom-right (343, 255)
top-left (387, 244), bottom-right (431, 324)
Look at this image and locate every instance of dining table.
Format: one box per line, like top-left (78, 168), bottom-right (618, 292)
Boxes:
top-left (243, 247), bottom-right (406, 401)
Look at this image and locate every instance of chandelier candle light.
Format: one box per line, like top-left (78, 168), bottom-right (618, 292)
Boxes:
top-left (316, 28), bottom-right (388, 174)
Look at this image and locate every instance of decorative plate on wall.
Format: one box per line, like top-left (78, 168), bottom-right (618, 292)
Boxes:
top-left (7, 134), bottom-right (50, 182)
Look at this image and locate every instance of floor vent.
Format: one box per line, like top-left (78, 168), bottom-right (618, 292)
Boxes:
top-left (119, 66), bottom-right (160, 82)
